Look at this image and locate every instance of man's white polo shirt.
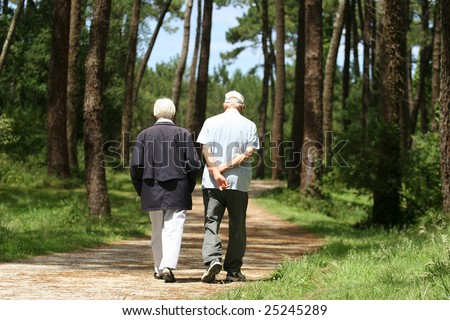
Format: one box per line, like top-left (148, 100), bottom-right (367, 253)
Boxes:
top-left (197, 108), bottom-right (260, 192)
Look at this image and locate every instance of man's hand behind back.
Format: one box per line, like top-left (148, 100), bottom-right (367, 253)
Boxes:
top-left (213, 171), bottom-right (228, 191)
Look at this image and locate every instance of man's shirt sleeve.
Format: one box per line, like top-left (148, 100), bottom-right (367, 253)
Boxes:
top-left (249, 123), bottom-right (260, 150)
top-left (196, 120), bottom-right (209, 145)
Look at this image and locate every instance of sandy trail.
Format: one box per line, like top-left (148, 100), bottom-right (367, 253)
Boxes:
top-left (0, 180), bottom-right (324, 300)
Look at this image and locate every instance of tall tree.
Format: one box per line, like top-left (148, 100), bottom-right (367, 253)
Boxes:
top-left (172, 0), bottom-right (193, 109)
top-left (186, 0), bottom-right (201, 133)
top-left (120, 0), bottom-right (141, 168)
top-left (0, 0), bottom-right (24, 74)
top-left (287, 0), bottom-right (305, 187)
top-left (362, 0), bottom-right (375, 127)
top-left (411, 0), bottom-right (431, 135)
top-left (440, 0), bottom-right (450, 214)
top-left (431, 0), bottom-right (441, 131)
top-left (372, 0), bottom-right (407, 226)
top-left (83, 0), bottom-right (112, 216)
top-left (133, 0), bottom-right (172, 108)
top-left (399, 1), bottom-right (411, 150)
top-left (2, 0), bottom-right (8, 16)
top-left (67, 0), bottom-right (85, 171)
top-left (352, 0), bottom-right (361, 78)
top-left (342, 0), bottom-right (352, 129)
top-left (372, 2), bottom-right (383, 113)
top-left (256, 0), bottom-right (273, 180)
top-left (323, 0), bottom-right (346, 170)
top-left (47, 0), bottom-right (71, 178)
top-left (192, 0), bottom-right (213, 138)
top-left (271, 0), bottom-right (286, 180)
top-left (300, 0), bottom-right (323, 196)
top-left (323, 0), bottom-right (346, 134)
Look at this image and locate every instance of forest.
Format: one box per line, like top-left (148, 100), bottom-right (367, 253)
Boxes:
top-left (0, 0), bottom-right (449, 230)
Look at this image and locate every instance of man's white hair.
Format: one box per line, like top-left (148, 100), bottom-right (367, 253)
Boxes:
top-left (224, 90), bottom-right (245, 106)
top-left (153, 98), bottom-right (176, 119)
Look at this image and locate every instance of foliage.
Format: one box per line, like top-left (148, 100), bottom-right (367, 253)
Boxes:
top-left (0, 155), bottom-right (149, 262)
top-left (332, 83), bottom-right (442, 226)
top-left (337, 123), bottom-right (442, 225)
top-left (1, 2), bottom-right (52, 107)
top-left (0, 1), bottom-right (52, 161)
top-left (403, 132), bottom-right (442, 213)
top-left (0, 106), bottom-right (48, 163)
top-left (134, 59), bottom-right (179, 134)
top-left (0, 0), bottom-right (445, 229)
top-left (0, 114), bottom-right (18, 146)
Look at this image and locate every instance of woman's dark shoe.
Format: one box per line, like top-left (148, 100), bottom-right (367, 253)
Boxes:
top-left (154, 272), bottom-right (163, 280)
top-left (162, 267), bottom-right (176, 283)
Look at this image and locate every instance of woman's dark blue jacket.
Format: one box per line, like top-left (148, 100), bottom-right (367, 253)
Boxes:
top-left (130, 122), bottom-right (202, 211)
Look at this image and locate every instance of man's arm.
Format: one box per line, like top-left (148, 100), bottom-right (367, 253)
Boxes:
top-left (202, 144), bottom-right (228, 191)
top-left (217, 146), bottom-right (255, 174)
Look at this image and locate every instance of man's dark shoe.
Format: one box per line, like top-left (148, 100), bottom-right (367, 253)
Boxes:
top-left (201, 260), bottom-right (222, 283)
top-left (226, 271), bottom-right (246, 282)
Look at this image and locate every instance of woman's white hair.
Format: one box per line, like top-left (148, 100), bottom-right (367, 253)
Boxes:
top-left (153, 98), bottom-right (176, 119)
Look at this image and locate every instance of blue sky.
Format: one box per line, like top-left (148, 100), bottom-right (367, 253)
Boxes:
top-left (145, 3), bottom-right (375, 77)
top-left (146, 4), bottom-right (262, 75)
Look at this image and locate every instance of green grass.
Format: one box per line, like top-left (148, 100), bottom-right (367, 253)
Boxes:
top-left (0, 157), bottom-right (150, 262)
top-left (2, 156), bottom-right (449, 299)
top-left (215, 187), bottom-right (450, 300)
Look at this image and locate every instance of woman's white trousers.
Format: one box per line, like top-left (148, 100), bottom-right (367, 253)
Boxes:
top-left (149, 209), bottom-right (186, 275)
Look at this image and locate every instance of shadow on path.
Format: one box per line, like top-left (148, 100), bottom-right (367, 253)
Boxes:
top-left (0, 180), bottom-right (324, 300)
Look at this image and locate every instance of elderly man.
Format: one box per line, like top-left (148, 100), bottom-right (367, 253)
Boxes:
top-left (197, 90), bottom-right (260, 283)
top-left (130, 98), bottom-right (201, 283)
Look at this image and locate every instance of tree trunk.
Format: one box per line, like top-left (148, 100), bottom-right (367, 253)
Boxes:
top-left (323, 0), bottom-right (346, 134)
top-left (256, 0), bottom-right (271, 180)
top-left (83, 0), bottom-right (112, 217)
top-left (192, 0), bottom-right (213, 138)
top-left (372, 0), bottom-right (407, 227)
top-left (399, 0), bottom-right (411, 149)
top-left (47, 0), bottom-right (70, 178)
top-left (357, 0), bottom-right (364, 44)
top-left (0, 0), bottom-right (24, 74)
top-left (133, 0), bottom-right (172, 107)
top-left (271, 0), bottom-right (285, 181)
top-left (300, 0), bottom-right (323, 196)
top-left (431, 0), bottom-right (441, 131)
top-left (352, 0), bottom-right (360, 78)
top-left (419, 0), bottom-right (431, 134)
top-left (2, 0), bottom-right (8, 16)
top-left (288, 0), bottom-right (305, 187)
top-left (323, 0), bottom-right (346, 169)
top-left (362, 0), bottom-right (374, 128)
top-left (411, 0), bottom-right (431, 135)
top-left (372, 2), bottom-right (382, 112)
top-left (67, 0), bottom-right (85, 172)
top-left (120, 0), bottom-right (141, 168)
top-left (440, 0), bottom-right (450, 214)
top-left (172, 0), bottom-right (193, 110)
top-left (406, 48), bottom-right (414, 148)
top-left (370, 0), bottom-right (377, 80)
top-left (186, 0), bottom-right (202, 133)
top-left (342, 0), bottom-right (352, 130)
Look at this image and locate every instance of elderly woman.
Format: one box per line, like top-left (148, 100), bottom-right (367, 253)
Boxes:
top-left (130, 98), bottom-right (201, 283)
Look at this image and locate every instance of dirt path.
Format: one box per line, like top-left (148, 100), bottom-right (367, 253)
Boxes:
top-left (0, 181), bottom-right (324, 300)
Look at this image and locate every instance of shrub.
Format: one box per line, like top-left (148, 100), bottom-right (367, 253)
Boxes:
top-left (402, 132), bottom-right (442, 212)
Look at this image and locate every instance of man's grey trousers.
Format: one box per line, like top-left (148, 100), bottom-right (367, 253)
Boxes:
top-left (202, 189), bottom-right (248, 273)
